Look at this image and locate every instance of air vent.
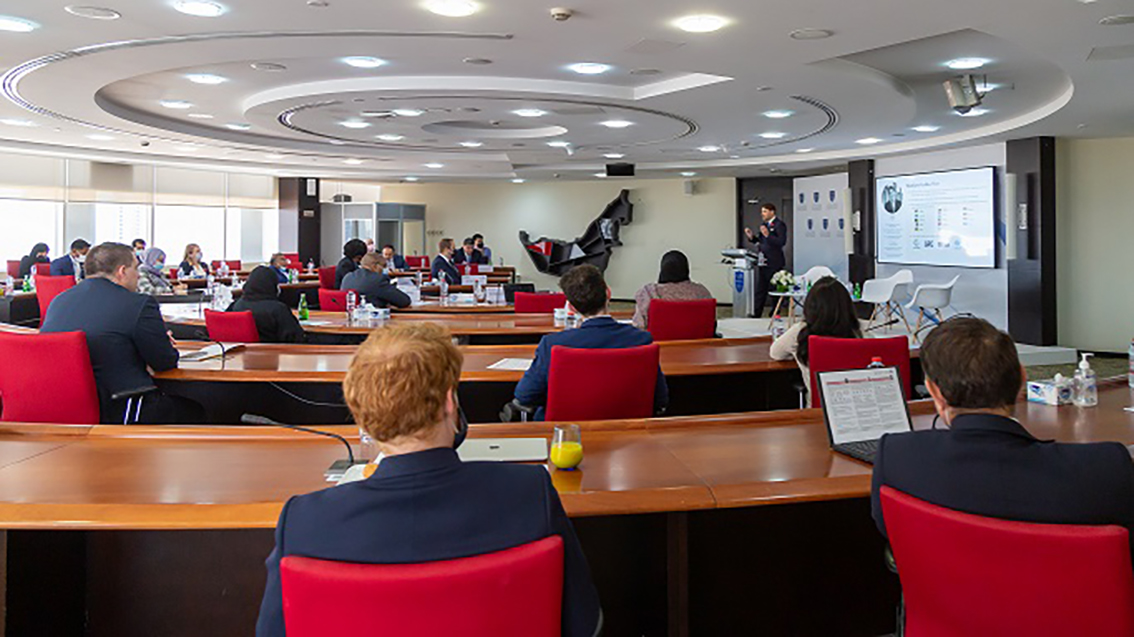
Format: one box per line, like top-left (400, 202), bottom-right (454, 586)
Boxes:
top-left (551, 106), bottom-right (606, 116)
top-left (1100, 14), bottom-right (1134, 25)
top-left (1087, 44), bottom-right (1134, 61)
top-left (626, 39), bottom-right (686, 55)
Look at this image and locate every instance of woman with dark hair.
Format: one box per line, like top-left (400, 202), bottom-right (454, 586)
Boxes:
top-left (769, 276), bottom-right (866, 395)
top-left (17, 242), bottom-right (50, 279)
top-left (335, 238), bottom-right (369, 289)
top-left (631, 250), bottom-right (714, 329)
top-left (227, 266), bottom-right (306, 343)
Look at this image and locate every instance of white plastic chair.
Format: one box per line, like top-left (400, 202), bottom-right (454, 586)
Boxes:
top-left (861, 269), bottom-right (913, 332)
top-left (906, 275), bottom-right (959, 341)
top-left (797, 265), bottom-right (836, 285)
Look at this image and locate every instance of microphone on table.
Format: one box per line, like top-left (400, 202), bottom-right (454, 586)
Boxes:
top-left (865, 318), bottom-right (900, 333)
top-left (241, 413), bottom-right (356, 470)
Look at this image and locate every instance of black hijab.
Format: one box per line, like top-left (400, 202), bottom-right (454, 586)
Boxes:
top-left (657, 250), bottom-right (691, 284)
top-left (28, 243), bottom-right (49, 260)
top-left (242, 266), bottom-right (281, 303)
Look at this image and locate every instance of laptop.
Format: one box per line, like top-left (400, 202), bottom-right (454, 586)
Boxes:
top-left (817, 366), bottom-right (913, 465)
top-left (457, 438), bottom-right (549, 463)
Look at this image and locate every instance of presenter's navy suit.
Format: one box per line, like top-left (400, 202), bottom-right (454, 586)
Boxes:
top-left (431, 254), bottom-right (461, 284)
top-left (514, 316), bottom-right (668, 420)
top-left (748, 217), bottom-right (787, 316)
top-left (872, 413), bottom-right (1134, 558)
top-left (49, 255), bottom-right (78, 278)
top-left (255, 447), bottom-right (602, 637)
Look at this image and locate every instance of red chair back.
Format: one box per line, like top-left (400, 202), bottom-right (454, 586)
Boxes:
top-left (318, 288), bottom-right (348, 311)
top-left (35, 275), bottom-right (76, 325)
top-left (807, 335), bottom-right (910, 408)
top-left (280, 536), bottom-right (564, 637)
top-left (513, 292), bottom-right (567, 314)
top-left (6, 260), bottom-right (19, 279)
top-left (204, 309), bottom-right (260, 343)
top-left (210, 260), bottom-right (241, 272)
top-left (406, 255), bottom-right (428, 269)
top-left (647, 299), bottom-right (717, 341)
top-left (283, 253), bottom-right (301, 269)
top-left (546, 344), bottom-right (659, 421)
top-left (34, 263), bottom-right (52, 276)
top-left (168, 267), bottom-right (179, 280)
top-left (317, 266), bottom-right (337, 289)
top-left (881, 486), bottom-right (1134, 637)
top-left (0, 331), bottom-right (100, 424)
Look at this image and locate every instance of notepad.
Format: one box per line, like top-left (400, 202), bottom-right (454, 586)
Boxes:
top-left (179, 342), bottom-right (245, 362)
top-left (488, 358), bottom-right (533, 371)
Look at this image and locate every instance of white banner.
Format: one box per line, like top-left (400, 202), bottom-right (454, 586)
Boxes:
top-left (793, 173), bottom-right (849, 281)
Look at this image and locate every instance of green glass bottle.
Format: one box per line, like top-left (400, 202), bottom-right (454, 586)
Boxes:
top-left (298, 294), bottom-right (309, 321)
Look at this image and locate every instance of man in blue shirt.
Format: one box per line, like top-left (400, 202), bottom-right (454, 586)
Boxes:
top-left (514, 264), bottom-right (668, 419)
top-left (50, 238), bottom-right (90, 281)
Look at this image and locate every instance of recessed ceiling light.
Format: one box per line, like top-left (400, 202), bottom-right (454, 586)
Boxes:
top-left (759, 132), bottom-right (787, 139)
top-left (424, 162), bottom-right (445, 168)
top-left (187, 113), bottom-right (214, 119)
top-left (594, 172), bottom-right (608, 178)
top-left (856, 137), bottom-right (883, 145)
top-left (344, 159), bottom-right (364, 165)
top-left (603, 153), bottom-right (625, 159)
top-left (173, 1), bottom-right (226, 17)
top-left (186, 73), bottom-right (228, 85)
top-left (512, 178), bottom-right (525, 184)
top-left (225, 122), bottom-right (251, 130)
top-left (547, 140), bottom-right (571, 148)
top-left (376, 134), bottom-right (405, 141)
top-left (65, 6), bottom-right (122, 20)
top-left (680, 171), bottom-right (697, 177)
top-left (945, 57), bottom-right (990, 70)
top-left (600, 120), bottom-right (634, 129)
top-left (0, 15), bottom-right (40, 32)
top-left (513, 109), bottom-right (547, 118)
top-left (340, 120), bottom-right (371, 129)
top-left (763, 110), bottom-right (794, 119)
top-left (698, 145), bottom-right (722, 152)
top-left (673, 14), bottom-right (730, 33)
top-left (392, 108), bottom-right (424, 117)
top-left (0, 118), bottom-right (37, 127)
top-left (979, 82), bottom-right (1003, 92)
top-left (459, 141), bottom-right (483, 148)
top-left (342, 56), bottom-right (387, 69)
top-left (404, 176), bottom-right (419, 182)
top-left (251, 62), bottom-right (287, 72)
top-left (176, 144), bottom-right (203, 151)
top-left (568, 62), bottom-right (612, 75)
top-left (160, 100), bottom-right (194, 109)
top-left (957, 108), bottom-right (990, 117)
top-left (911, 125), bottom-right (940, 133)
top-left (795, 148), bottom-right (814, 153)
top-left (265, 154), bottom-right (284, 160)
top-left (87, 134), bottom-right (115, 141)
top-left (423, 0), bottom-right (479, 17)
top-left (789, 28), bottom-right (833, 40)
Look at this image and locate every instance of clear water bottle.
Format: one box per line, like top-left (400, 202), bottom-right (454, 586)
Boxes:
top-left (1128, 339), bottom-right (1134, 389)
top-left (3, 276), bottom-right (13, 297)
top-left (867, 356), bottom-right (885, 369)
top-left (771, 315), bottom-right (786, 339)
top-left (346, 290), bottom-right (358, 315)
top-left (358, 427), bottom-right (377, 463)
top-left (1074, 353), bottom-right (1098, 407)
top-left (306, 259), bottom-right (315, 272)
top-left (439, 273), bottom-right (449, 300)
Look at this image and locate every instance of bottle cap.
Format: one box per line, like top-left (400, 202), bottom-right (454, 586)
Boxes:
top-left (871, 356), bottom-right (882, 363)
top-left (1079, 352), bottom-right (1093, 370)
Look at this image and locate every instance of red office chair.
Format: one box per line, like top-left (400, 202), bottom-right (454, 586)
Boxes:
top-left (406, 255), bottom-right (428, 269)
top-left (546, 344), bottom-right (660, 421)
top-left (881, 486), bottom-right (1134, 637)
top-left (167, 267), bottom-right (179, 281)
top-left (6, 260), bottom-right (21, 279)
top-left (807, 335), bottom-right (911, 408)
top-left (513, 292), bottom-right (567, 314)
top-left (283, 253), bottom-right (301, 269)
top-left (204, 310), bottom-right (260, 342)
top-left (0, 331), bottom-right (100, 424)
top-left (34, 263), bottom-right (52, 276)
top-left (280, 536), bottom-right (564, 637)
top-left (647, 299), bottom-right (717, 341)
top-left (35, 275), bottom-right (76, 326)
top-left (317, 266), bottom-right (337, 289)
top-left (318, 288), bottom-right (348, 311)
top-left (210, 260), bottom-right (242, 272)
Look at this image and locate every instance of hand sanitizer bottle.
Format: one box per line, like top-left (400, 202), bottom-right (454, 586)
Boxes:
top-left (1073, 353), bottom-right (1098, 407)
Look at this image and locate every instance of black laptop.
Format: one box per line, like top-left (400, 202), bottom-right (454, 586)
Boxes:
top-left (817, 366), bottom-right (913, 465)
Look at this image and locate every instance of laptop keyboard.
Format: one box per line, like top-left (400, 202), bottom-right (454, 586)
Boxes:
top-left (834, 440), bottom-right (880, 465)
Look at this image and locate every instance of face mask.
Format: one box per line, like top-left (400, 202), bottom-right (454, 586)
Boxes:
top-left (135, 249), bottom-right (144, 256)
top-left (76, 255), bottom-right (86, 264)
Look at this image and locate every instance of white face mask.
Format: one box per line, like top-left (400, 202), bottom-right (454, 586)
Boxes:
top-left (76, 255), bottom-right (86, 264)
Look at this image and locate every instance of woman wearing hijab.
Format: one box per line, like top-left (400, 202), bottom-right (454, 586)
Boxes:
top-left (227, 266), bottom-right (306, 343)
top-left (17, 243), bottom-right (50, 279)
top-left (631, 250), bottom-right (714, 329)
top-left (136, 247), bottom-right (175, 296)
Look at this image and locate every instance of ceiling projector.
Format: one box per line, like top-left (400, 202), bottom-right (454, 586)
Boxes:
top-left (943, 75), bottom-right (983, 114)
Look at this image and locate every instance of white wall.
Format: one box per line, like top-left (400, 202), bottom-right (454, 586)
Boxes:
top-left (793, 173), bottom-right (849, 281)
top-left (377, 178), bottom-right (737, 300)
top-left (1056, 137), bottom-right (1134, 353)
top-left (874, 142), bottom-right (1008, 330)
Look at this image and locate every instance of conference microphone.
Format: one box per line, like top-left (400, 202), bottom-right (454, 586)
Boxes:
top-left (241, 413), bottom-right (357, 471)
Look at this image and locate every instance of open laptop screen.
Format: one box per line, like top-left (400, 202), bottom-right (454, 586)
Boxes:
top-left (818, 367), bottom-right (912, 445)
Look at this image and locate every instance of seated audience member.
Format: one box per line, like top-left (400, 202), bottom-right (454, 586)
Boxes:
top-left (50, 239), bottom-right (91, 281)
top-left (381, 244), bottom-right (408, 271)
top-left (769, 276), bottom-right (866, 396)
top-left (40, 242), bottom-right (203, 424)
top-left (17, 242), bottom-right (50, 279)
top-left (365, 237), bottom-right (376, 253)
top-left (255, 323), bottom-right (603, 637)
top-left (268, 253), bottom-right (290, 284)
top-left (514, 264), bottom-right (668, 420)
top-left (341, 253), bottom-right (412, 309)
top-left (136, 248), bottom-right (175, 296)
top-left (431, 237), bottom-right (461, 284)
top-left (178, 243), bottom-right (210, 279)
top-left (453, 236), bottom-right (488, 265)
top-left (227, 266), bottom-right (306, 343)
top-left (473, 233), bottom-right (492, 262)
top-left (335, 238), bottom-right (368, 289)
top-left (631, 250), bottom-right (714, 329)
top-left (131, 238), bottom-right (147, 262)
top-left (871, 317), bottom-right (1134, 557)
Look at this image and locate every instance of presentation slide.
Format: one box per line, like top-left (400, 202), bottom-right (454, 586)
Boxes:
top-left (876, 167), bottom-right (996, 268)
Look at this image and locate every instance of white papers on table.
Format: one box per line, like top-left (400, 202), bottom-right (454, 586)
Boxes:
top-left (487, 358), bottom-right (534, 371)
top-left (180, 342), bottom-right (245, 363)
top-left (299, 320), bottom-right (332, 326)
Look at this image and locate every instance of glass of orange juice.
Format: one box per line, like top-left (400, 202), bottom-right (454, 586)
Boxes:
top-left (550, 424), bottom-right (583, 470)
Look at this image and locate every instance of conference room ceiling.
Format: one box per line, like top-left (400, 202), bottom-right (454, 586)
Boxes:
top-left (0, 0), bottom-right (1128, 181)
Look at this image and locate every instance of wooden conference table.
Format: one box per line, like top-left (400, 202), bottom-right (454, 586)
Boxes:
top-left (1, 382), bottom-right (1130, 636)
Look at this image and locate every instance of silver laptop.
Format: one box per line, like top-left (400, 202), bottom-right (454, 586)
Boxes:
top-left (818, 366), bottom-right (912, 465)
top-left (457, 438), bottom-right (549, 463)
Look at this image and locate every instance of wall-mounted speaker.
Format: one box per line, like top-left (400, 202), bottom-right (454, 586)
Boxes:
top-left (606, 163), bottom-right (635, 177)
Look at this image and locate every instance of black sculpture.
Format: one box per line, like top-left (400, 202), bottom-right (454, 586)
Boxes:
top-left (519, 189), bottom-right (633, 276)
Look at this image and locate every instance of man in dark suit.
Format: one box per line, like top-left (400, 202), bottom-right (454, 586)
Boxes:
top-left (514, 264), bottom-right (668, 420)
top-left (430, 237), bottom-right (461, 284)
top-left (453, 236), bottom-right (488, 266)
top-left (380, 244), bottom-right (408, 271)
top-left (872, 317), bottom-right (1134, 557)
top-left (256, 323), bottom-right (602, 637)
top-left (40, 242), bottom-right (204, 424)
top-left (743, 202), bottom-right (787, 317)
top-left (334, 238), bottom-right (368, 289)
top-left (341, 254), bottom-right (412, 309)
top-left (50, 238), bottom-right (90, 281)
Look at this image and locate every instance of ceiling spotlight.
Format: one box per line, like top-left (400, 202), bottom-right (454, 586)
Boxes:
top-left (186, 73), bottom-right (228, 85)
top-left (789, 28), bottom-right (833, 40)
top-left (173, 1), bottom-right (226, 17)
top-left (956, 107), bottom-right (990, 117)
top-left (424, 0), bottom-right (480, 17)
top-left (404, 176), bottom-right (420, 182)
top-left (87, 134), bottom-right (115, 141)
top-left (600, 120), bottom-right (634, 129)
top-left (604, 153), bottom-right (625, 159)
top-left (594, 172), bottom-right (608, 178)
top-left (329, 140), bottom-right (346, 145)
top-left (0, 15), bottom-right (40, 32)
top-left (568, 62), bottom-right (612, 75)
top-left (424, 162), bottom-right (445, 168)
top-left (945, 57), bottom-right (990, 70)
top-left (65, 6), bottom-right (122, 19)
top-left (759, 132), bottom-right (787, 139)
top-left (376, 134), bottom-right (405, 141)
top-left (0, 118), bottom-right (37, 127)
top-left (673, 14), bottom-right (729, 33)
top-left (344, 159), bottom-right (364, 165)
top-left (680, 171), bottom-right (697, 177)
top-left (698, 145), bottom-right (722, 152)
top-left (265, 154), bottom-right (284, 160)
top-left (187, 113), bottom-right (214, 119)
top-left (911, 125), bottom-right (940, 133)
top-left (547, 140), bottom-right (571, 148)
top-left (392, 108), bottom-right (424, 117)
top-left (160, 100), bottom-right (193, 109)
top-left (763, 110), bottom-right (794, 119)
top-left (795, 148), bottom-right (814, 153)
top-left (251, 62), bottom-right (287, 72)
top-left (340, 120), bottom-right (371, 129)
top-left (856, 137), bottom-right (883, 145)
top-left (342, 56), bottom-right (387, 69)
top-left (512, 178), bottom-right (526, 184)
top-left (513, 109), bottom-right (547, 118)
top-left (225, 122), bottom-right (251, 130)
top-left (459, 141), bottom-right (484, 148)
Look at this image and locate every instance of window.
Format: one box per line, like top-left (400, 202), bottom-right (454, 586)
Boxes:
top-left (153, 205), bottom-right (225, 267)
top-left (0, 199), bottom-right (62, 266)
top-left (93, 203), bottom-right (151, 246)
top-left (225, 208), bottom-right (280, 263)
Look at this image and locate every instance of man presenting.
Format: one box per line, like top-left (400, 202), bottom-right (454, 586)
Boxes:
top-left (743, 203), bottom-right (787, 318)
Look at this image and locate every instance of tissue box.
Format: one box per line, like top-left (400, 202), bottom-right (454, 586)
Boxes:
top-left (1026, 379), bottom-right (1072, 406)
